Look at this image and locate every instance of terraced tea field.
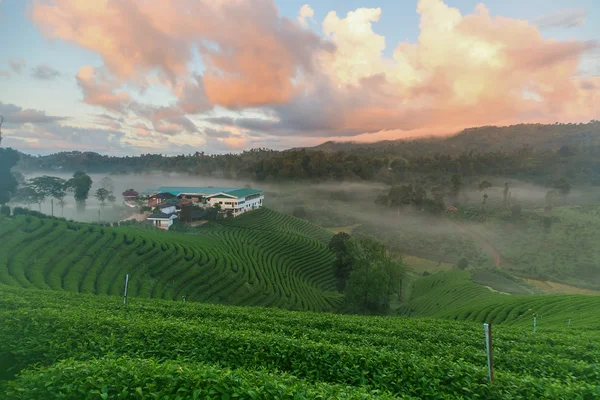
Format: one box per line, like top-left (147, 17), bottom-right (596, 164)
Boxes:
top-left (1, 285), bottom-right (599, 398)
top-left (400, 270), bottom-right (600, 329)
top-left (0, 209), bottom-right (341, 312)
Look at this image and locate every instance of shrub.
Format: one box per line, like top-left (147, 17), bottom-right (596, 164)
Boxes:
top-left (0, 205), bottom-right (10, 216)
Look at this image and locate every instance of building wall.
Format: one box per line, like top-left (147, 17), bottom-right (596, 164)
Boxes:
top-left (206, 194), bottom-right (264, 216)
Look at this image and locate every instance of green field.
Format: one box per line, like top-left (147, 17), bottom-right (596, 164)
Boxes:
top-left (399, 270), bottom-right (600, 329)
top-left (0, 208), bottom-right (341, 312)
top-left (2, 284), bottom-right (600, 399)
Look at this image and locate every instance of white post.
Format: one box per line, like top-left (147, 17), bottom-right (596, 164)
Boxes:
top-left (533, 313), bottom-right (537, 332)
top-left (123, 274), bottom-right (129, 305)
top-left (568, 319), bottom-right (571, 328)
top-left (483, 323), bottom-right (494, 381)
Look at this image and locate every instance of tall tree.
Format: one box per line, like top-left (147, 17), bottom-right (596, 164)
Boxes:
top-left (553, 178), bottom-right (571, 205)
top-left (328, 232), bottom-right (353, 292)
top-left (68, 171), bottom-right (92, 212)
top-left (344, 236), bottom-right (405, 315)
top-left (449, 173), bottom-right (463, 205)
top-left (502, 182), bottom-right (510, 207)
top-left (0, 147), bottom-right (19, 205)
top-left (28, 176), bottom-right (67, 214)
top-left (95, 188), bottom-right (110, 205)
top-left (100, 176), bottom-right (115, 193)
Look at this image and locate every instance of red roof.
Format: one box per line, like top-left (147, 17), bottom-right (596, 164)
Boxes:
top-left (446, 206), bottom-right (458, 212)
top-left (122, 190), bottom-right (139, 197)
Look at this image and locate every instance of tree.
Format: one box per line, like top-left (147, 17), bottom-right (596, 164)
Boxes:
top-left (28, 176), bottom-right (67, 215)
top-left (95, 188), bottom-right (110, 205)
top-left (478, 180), bottom-right (493, 193)
top-left (456, 257), bottom-right (469, 270)
top-left (553, 178), bottom-right (571, 205)
top-left (344, 236), bottom-right (405, 315)
top-left (100, 176), bottom-right (114, 193)
top-left (503, 182), bottom-right (510, 207)
top-left (449, 173), bottom-right (463, 204)
top-left (14, 186), bottom-right (43, 210)
top-left (67, 171), bottom-right (92, 212)
top-left (0, 148), bottom-right (19, 205)
top-left (328, 232), bottom-right (353, 292)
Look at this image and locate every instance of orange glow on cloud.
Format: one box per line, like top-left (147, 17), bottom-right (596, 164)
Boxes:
top-left (29, 0), bottom-right (599, 150)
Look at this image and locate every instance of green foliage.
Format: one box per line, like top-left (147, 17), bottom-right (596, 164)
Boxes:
top-left (1, 285), bottom-right (600, 399)
top-left (0, 208), bottom-right (340, 312)
top-left (450, 205), bottom-right (600, 287)
top-left (0, 205), bottom-right (9, 216)
top-left (95, 187), bottom-right (110, 204)
top-left (0, 148), bottom-right (19, 205)
top-left (456, 257), bottom-right (469, 270)
top-left (345, 236), bottom-right (405, 314)
top-left (328, 232), bottom-right (353, 292)
top-left (67, 171), bottom-right (92, 210)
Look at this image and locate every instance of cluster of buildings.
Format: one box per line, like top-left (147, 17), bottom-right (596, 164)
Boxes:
top-left (124, 186), bottom-right (264, 230)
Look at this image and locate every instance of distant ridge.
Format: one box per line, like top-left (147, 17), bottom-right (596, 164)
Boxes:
top-left (296, 121), bottom-right (600, 154)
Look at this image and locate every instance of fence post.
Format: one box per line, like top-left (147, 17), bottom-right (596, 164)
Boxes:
top-left (483, 323), bottom-right (494, 382)
top-left (568, 319), bottom-right (571, 328)
top-left (123, 274), bottom-right (129, 305)
top-left (533, 313), bottom-right (537, 333)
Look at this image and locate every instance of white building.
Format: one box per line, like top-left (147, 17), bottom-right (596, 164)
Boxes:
top-left (147, 212), bottom-right (177, 230)
top-left (140, 187), bottom-right (264, 217)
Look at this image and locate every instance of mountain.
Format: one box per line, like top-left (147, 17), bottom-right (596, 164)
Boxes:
top-left (305, 121), bottom-right (600, 155)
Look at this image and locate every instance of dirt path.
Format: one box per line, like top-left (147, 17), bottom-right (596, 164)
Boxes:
top-left (449, 220), bottom-right (501, 268)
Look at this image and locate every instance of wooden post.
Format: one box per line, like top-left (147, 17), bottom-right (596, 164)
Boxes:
top-left (123, 274), bottom-right (129, 305)
top-left (483, 323), bottom-right (494, 382)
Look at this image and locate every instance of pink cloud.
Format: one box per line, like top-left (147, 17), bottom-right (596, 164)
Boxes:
top-left (76, 66), bottom-right (131, 112)
top-left (31, 0), bottom-right (328, 109)
top-left (29, 0), bottom-right (600, 147)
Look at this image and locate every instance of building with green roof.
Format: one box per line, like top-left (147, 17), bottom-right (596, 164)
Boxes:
top-left (141, 186), bottom-right (264, 217)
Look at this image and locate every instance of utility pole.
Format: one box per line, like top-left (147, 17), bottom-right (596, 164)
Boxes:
top-left (51, 199), bottom-right (54, 217)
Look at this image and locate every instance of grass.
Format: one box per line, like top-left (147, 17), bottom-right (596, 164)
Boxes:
top-left (450, 205), bottom-right (600, 289)
top-left (403, 255), bottom-right (454, 275)
top-left (0, 209), bottom-right (342, 312)
top-left (2, 284), bottom-right (600, 399)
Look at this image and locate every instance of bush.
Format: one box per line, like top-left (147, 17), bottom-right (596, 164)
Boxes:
top-left (12, 207), bottom-right (27, 215)
top-left (0, 205), bottom-right (10, 216)
top-left (456, 258), bottom-right (469, 270)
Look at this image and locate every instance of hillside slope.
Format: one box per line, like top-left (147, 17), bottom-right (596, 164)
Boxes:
top-left (399, 271), bottom-right (600, 329)
top-left (2, 285), bottom-right (599, 398)
top-left (308, 121), bottom-right (600, 154)
top-left (0, 208), bottom-right (341, 312)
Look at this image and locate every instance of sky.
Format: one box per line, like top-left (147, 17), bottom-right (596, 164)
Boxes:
top-left (0, 0), bottom-right (599, 155)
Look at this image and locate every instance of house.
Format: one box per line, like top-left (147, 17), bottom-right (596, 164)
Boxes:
top-left (122, 189), bottom-right (139, 208)
top-left (141, 186), bottom-right (264, 217)
top-left (147, 212), bottom-right (177, 230)
top-left (148, 192), bottom-right (177, 208)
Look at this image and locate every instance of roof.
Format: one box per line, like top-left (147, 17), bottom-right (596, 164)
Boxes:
top-left (147, 213), bottom-right (177, 220)
top-left (151, 192), bottom-right (176, 200)
top-left (122, 190), bottom-right (139, 197)
top-left (141, 187), bottom-right (263, 199)
top-left (225, 188), bottom-right (263, 198)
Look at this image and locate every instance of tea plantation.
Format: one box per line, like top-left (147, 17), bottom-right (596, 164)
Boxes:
top-left (399, 270), bottom-right (600, 329)
top-left (0, 209), bottom-right (341, 312)
top-left (1, 285), bottom-right (599, 399)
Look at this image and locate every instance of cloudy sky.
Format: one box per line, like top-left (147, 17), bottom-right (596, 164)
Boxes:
top-left (0, 0), bottom-right (598, 155)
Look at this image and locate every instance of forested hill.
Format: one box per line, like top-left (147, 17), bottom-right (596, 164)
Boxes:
top-left (308, 121), bottom-right (600, 155)
top-left (13, 121), bottom-right (600, 186)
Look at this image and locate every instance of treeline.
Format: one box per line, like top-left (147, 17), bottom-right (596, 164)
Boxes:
top-left (12, 124), bottom-right (600, 187)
